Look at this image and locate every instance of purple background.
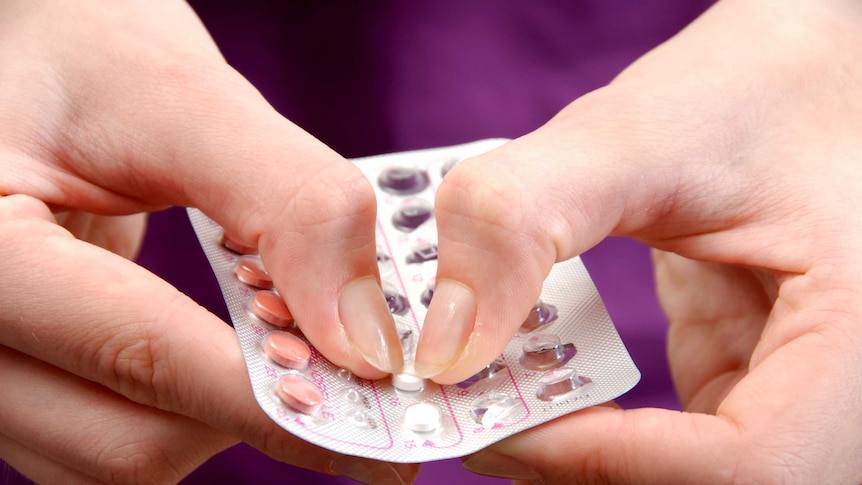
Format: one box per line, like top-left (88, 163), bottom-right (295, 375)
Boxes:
top-left (3, 2), bottom-right (717, 484)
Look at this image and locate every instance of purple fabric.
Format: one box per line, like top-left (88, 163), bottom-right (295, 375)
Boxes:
top-left (2, 2), bottom-right (718, 484)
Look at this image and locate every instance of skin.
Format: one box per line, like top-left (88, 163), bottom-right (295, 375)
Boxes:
top-left (436, 0), bottom-right (862, 483)
top-left (3, 0), bottom-right (861, 484)
top-left (0, 1), bottom-right (413, 483)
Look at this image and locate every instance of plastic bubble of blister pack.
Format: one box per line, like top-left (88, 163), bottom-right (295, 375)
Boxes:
top-left (188, 138), bottom-right (640, 463)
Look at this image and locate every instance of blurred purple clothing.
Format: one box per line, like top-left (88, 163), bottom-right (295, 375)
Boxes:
top-left (2, 2), bottom-right (717, 484)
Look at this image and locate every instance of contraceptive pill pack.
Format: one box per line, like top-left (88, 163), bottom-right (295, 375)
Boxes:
top-left (188, 139), bottom-right (640, 463)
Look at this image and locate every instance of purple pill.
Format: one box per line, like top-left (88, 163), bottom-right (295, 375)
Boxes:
top-left (406, 243), bottom-right (438, 264)
top-left (384, 287), bottom-right (410, 315)
top-left (391, 198), bottom-right (433, 232)
top-left (420, 286), bottom-right (434, 307)
top-left (377, 166), bottom-right (429, 195)
top-left (519, 300), bottom-right (559, 333)
top-left (519, 334), bottom-right (577, 371)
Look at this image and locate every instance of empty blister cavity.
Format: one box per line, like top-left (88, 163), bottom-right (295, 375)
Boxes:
top-left (384, 286), bottom-right (410, 315)
top-left (276, 374), bottom-right (324, 415)
top-left (346, 408), bottom-right (374, 429)
top-left (457, 359), bottom-right (507, 389)
top-left (470, 393), bottom-right (525, 426)
top-left (391, 198), bottom-right (433, 232)
top-left (519, 334), bottom-right (577, 371)
top-left (221, 232), bottom-right (257, 255)
top-left (336, 368), bottom-right (354, 383)
top-left (404, 402), bottom-right (442, 433)
top-left (263, 331), bottom-right (310, 370)
top-left (377, 166), bottom-right (429, 195)
top-left (235, 256), bottom-right (274, 289)
top-left (519, 300), bottom-right (559, 333)
top-left (536, 367), bottom-right (592, 402)
top-left (340, 387), bottom-right (370, 408)
top-left (406, 243), bottom-right (438, 264)
top-left (252, 290), bottom-right (294, 327)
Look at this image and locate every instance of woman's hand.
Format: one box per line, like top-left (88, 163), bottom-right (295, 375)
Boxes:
top-left (416, 0), bottom-right (862, 482)
top-left (0, 1), bottom-right (411, 483)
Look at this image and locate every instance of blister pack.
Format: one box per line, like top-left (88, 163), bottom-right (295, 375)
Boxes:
top-left (188, 139), bottom-right (640, 463)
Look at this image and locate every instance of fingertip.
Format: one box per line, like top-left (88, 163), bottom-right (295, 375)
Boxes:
top-left (413, 279), bottom-right (476, 379)
top-left (338, 276), bottom-right (404, 374)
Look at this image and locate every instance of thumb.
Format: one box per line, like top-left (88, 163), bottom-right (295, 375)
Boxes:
top-left (461, 406), bottom-right (738, 484)
top-left (413, 92), bottom-right (678, 382)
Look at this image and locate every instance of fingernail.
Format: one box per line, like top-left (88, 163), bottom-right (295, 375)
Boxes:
top-left (462, 450), bottom-right (542, 481)
top-left (339, 277), bottom-right (404, 373)
top-left (330, 456), bottom-right (418, 485)
top-left (414, 280), bottom-right (476, 378)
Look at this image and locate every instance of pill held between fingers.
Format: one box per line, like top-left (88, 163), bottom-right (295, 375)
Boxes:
top-left (392, 372), bottom-right (425, 392)
top-left (277, 374), bottom-right (324, 415)
top-left (235, 256), bottom-right (274, 289)
top-left (263, 331), bottom-right (311, 370)
top-left (252, 290), bottom-right (294, 327)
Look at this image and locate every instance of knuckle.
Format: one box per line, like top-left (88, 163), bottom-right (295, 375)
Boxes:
top-left (95, 292), bottom-right (196, 410)
top-left (435, 157), bottom-right (524, 236)
top-left (289, 165), bottom-right (376, 232)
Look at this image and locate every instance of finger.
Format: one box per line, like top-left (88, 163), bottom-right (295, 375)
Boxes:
top-left (463, 270), bottom-right (862, 484)
top-left (0, 345), bottom-right (233, 484)
top-left (0, 195), bottom-right (418, 484)
top-left (414, 108), bottom-right (691, 382)
top-left (54, 210), bottom-right (148, 260)
top-left (654, 250), bottom-right (769, 412)
top-left (462, 406), bottom-right (739, 484)
top-left (0, 434), bottom-right (100, 485)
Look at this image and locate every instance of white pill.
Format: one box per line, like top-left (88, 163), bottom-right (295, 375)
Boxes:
top-left (404, 402), bottom-right (442, 433)
top-left (392, 372), bottom-right (425, 392)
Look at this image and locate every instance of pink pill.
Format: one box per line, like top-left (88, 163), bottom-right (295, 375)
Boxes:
top-left (277, 374), bottom-right (323, 415)
top-left (263, 331), bottom-right (311, 370)
top-left (235, 256), bottom-right (274, 289)
top-left (221, 232), bottom-right (257, 255)
top-left (252, 290), bottom-right (294, 327)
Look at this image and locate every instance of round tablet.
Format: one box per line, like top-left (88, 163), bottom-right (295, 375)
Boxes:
top-left (276, 374), bottom-right (323, 415)
top-left (405, 243), bottom-right (438, 264)
top-left (404, 402), bottom-right (442, 433)
top-left (519, 300), bottom-right (559, 333)
top-left (263, 331), bottom-right (310, 370)
top-left (377, 166), bottom-right (429, 195)
top-left (520, 334), bottom-right (576, 370)
top-left (384, 287), bottom-right (410, 315)
top-left (235, 256), bottom-right (273, 289)
top-left (392, 372), bottom-right (424, 393)
top-left (420, 285), bottom-right (434, 307)
top-left (221, 232), bottom-right (257, 255)
top-left (391, 198), bottom-right (433, 232)
top-left (252, 290), bottom-right (294, 327)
